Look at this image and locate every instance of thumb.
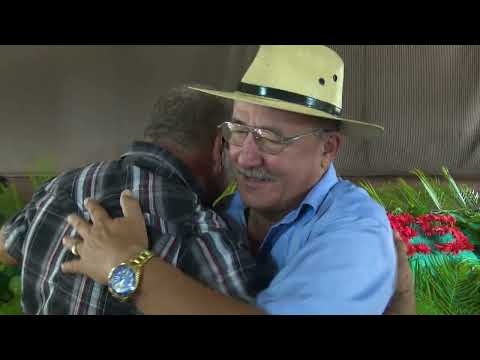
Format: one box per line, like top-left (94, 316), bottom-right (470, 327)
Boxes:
top-left (120, 190), bottom-right (143, 219)
top-left (61, 260), bottom-right (83, 274)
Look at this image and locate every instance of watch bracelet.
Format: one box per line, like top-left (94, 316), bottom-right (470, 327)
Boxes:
top-left (130, 249), bottom-right (155, 267)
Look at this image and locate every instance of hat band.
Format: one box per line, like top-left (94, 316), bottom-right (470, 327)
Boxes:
top-left (237, 82), bottom-right (342, 117)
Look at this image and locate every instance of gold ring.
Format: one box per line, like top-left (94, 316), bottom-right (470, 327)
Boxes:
top-left (71, 243), bottom-right (79, 256)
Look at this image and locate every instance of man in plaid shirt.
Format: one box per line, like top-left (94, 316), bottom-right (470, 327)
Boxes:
top-left (0, 85), bottom-right (260, 314)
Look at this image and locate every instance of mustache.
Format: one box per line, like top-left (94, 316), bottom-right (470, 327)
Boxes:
top-left (234, 166), bottom-right (277, 181)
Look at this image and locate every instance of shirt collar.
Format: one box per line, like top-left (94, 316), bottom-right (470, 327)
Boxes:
top-left (296, 162), bottom-right (339, 212)
top-left (120, 141), bottom-right (209, 204)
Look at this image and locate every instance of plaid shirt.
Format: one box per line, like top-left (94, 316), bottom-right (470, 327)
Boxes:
top-left (2, 141), bottom-right (259, 315)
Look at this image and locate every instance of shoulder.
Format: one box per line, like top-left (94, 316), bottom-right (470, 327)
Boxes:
top-left (319, 179), bottom-right (390, 228)
top-left (302, 179), bottom-right (395, 269)
top-left (310, 180), bottom-right (394, 252)
top-left (43, 161), bottom-right (122, 199)
top-left (257, 181), bottom-right (396, 314)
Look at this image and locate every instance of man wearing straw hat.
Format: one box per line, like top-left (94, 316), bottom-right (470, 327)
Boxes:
top-left (59, 45), bottom-right (408, 314)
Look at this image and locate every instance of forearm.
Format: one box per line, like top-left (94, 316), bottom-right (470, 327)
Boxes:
top-left (383, 290), bottom-right (416, 315)
top-left (134, 258), bottom-right (265, 315)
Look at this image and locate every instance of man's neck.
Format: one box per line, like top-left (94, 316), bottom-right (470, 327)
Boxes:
top-left (246, 208), bottom-right (288, 255)
top-left (247, 186), bottom-right (311, 227)
top-left (249, 208), bottom-right (288, 226)
top-left (146, 139), bottom-right (215, 205)
top-left (245, 172), bottom-right (327, 250)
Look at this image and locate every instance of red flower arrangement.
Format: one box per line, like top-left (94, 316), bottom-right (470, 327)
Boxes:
top-left (387, 213), bottom-right (475, 256)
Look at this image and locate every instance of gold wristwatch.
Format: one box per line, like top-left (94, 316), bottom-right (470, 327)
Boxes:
top-left (107, 249), bottom-right (154, 302)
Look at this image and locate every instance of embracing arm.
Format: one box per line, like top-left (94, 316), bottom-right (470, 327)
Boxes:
top-left (61, 191), bottom-right (265, 315)
top-left (383, 233), bottom-right (416, 315)
top-left (133, 257), bottom-right (264, 315)
top-left (61, 191), bottom-right (414, 315)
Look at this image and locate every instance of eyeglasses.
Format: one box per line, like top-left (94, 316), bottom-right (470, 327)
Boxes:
top-left (218, 121), bottom-right (334, 155)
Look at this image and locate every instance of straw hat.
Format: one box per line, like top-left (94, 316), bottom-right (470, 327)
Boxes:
top-left (190, 45), bottom-right (383, 137)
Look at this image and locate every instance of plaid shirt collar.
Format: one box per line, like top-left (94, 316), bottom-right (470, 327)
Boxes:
top-left (120, 141), bottom-right (209, 204)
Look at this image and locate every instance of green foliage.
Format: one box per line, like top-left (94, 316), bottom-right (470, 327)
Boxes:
top-left (360, 167), bottom-right (480, 315)
top-left (410, 169), bottom-right (445, 210)
top-left (442, 166), bottom-right (467, 208)
top-left (0, 264), bottom-right (21, 315)
top-left (360, 167), bottom-right (480, 222)
top-left (0, 160), bottom-right (57, 315)
top-left (0, 183), bottom-right (24, 225)
top-left (28, 158), bottom-right (56, 192)
top-left (213, 180), bottom-right (238, 208)
top-left (461, 185), bottom-right (480, 212)
top-left (412, 255), bottom-right (480, 315)
top-left (358, 180), bottom-right (386, 209)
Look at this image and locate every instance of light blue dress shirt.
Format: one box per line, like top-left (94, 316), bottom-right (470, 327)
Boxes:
top-left (225, 164), bottom-right (397, 314)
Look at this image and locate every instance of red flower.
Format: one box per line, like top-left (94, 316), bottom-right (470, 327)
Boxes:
top-left (387, 212), bottom-right (475, 257)
top-left (414, 244), bottom-right (432, 254)
top-left (406, 244), bottom-right (416, 257)
top-left (400, 226), bottom-right (417, 239)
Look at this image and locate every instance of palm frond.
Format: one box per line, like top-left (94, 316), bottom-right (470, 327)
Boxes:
top-left (460, 184), bottom-right (480, 212)
top-left (411, 169), bottom-right (444, 211)
top-left (395, 179), bottom-right (418, 209)
top-left (395, 179), bottom-right (433, 216)
top-left (411, 254), bottom-right (480, 315)
top-left (358, 168), bottom-right (480, 314)
top-left (359, 180), bottom-right (386, 208)
top-left (442, 166), bottom-right (467, 208)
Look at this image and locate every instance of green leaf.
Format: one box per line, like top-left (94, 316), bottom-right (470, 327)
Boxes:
top-left (213, 180), bottom-right (238, 208)
top-left (0, 295), bottom-right (23, 315)
top-left (411, 169), bottom-right (443, 211)
top-left (27, 158), bottom-right (56, 192)
top-left (442, 166), bottom-right (467, 208)
top-left (359, 180), bottom-right (385, 208)
top-left (395, 179), bottom-right (429, 215)
top-left (0, 183), bottom-right (24, 226)
top-left (460, 184), bottom-right (480, 212)
top-left (411, 255), bottom-right (480, 315)
top-left (8, 276), bottom-right (21, 298)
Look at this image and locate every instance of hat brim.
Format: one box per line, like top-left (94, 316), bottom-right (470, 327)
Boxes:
top-left (189, 87), bottom-right (384, 138)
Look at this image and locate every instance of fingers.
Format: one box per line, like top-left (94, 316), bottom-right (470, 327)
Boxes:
top-left (0, 226), bottom-right (6, 242)
top-left (84, 198), bottom-right (111, 225)
top-left (392, 230), bottom-right (414, 295)
top-left (67, 214), bottom-right (92, 239)
top-left (120, 190), bottom-right (143, 219)
top-left (393, 230), bottom-right (401, 241)
top-left (392, 230), bottom-right (407, 253)
top-left (61, 260), bottom-right (83, 274)
top-left (0, 239), bottom-right (17, 267)
top-left (62, 235), bottom-right (84, 273)
top-left (63, 236), bottom-right (82, 255)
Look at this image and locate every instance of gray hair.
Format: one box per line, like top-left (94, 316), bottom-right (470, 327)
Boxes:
top-left (144, 84), bottom-right (232, 151)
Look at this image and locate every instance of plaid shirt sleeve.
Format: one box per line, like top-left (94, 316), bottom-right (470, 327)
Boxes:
top-left (2, 180), bottom-right (55, 263)
top-left (176, 205), bottom-right (257, 304)
top-left (144, 204), bottom-right (258, 304)
top-left (179, 234), bottom-right (257, 304)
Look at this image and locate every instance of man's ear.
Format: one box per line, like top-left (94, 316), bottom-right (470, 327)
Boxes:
top-left (211, 133), bottom-right (224, 175)
top-left (323, 132), bottom-right (342, 161)
top-left (318, 132), bottom-right (342, 171)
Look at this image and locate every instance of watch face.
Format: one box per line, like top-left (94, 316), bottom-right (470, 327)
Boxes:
top-left (109, 265), bottom-right (138, 297)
